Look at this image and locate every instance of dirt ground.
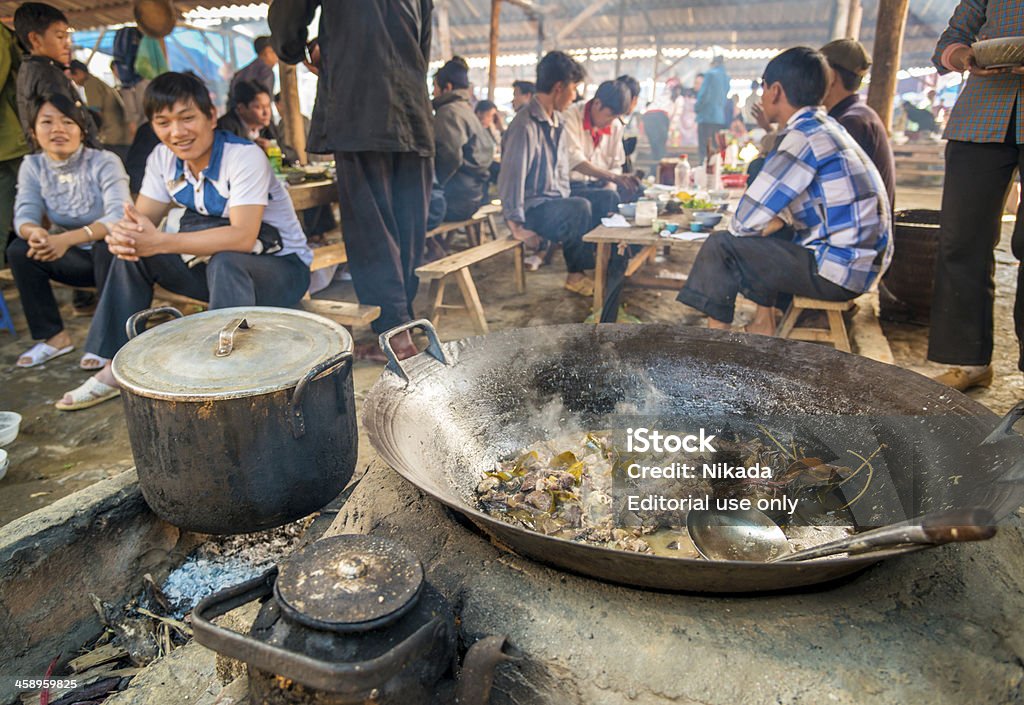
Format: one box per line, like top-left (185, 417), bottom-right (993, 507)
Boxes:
top-left (0, 182), bottom-right (1019, 527)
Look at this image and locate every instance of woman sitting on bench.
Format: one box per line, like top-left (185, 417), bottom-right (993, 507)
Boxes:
top-left (6, 95), bottom-right (130, 370)
top-left (58, 72), bottom-right (312, 411)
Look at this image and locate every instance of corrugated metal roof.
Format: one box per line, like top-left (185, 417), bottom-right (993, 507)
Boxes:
top-left (0, 0), bottom-right (957, 69)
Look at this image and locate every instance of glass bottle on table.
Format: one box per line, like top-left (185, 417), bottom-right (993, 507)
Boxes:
top-left (674, 155), bottom-right (691, 190)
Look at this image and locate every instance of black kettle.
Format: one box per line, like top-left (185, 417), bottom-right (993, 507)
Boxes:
top-left (192, 535), bottom-right (512, 704)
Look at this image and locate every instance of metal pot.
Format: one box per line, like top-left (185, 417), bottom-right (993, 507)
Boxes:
top-left (112, 306), bottom-right (356, 534)
top-left (192, 535), bottom-right (511, 705)
top-left (363, 321), bottom-right (1024, 593)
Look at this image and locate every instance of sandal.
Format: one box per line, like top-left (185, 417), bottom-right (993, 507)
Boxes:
top-left (564, 278), bottom-right (595, 297)
top-left (523, 254), bottom-right (544, 272)
top-left (79, 353), bottom-right (109, 371)
top-left (17, 342), bottom-right (75, 368)
top-left (56, 377), bottom-right (120, 411)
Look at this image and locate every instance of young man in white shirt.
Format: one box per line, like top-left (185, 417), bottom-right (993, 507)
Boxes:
top-left (58, 71), bottom-right (312, 411)
top-left (563, 79), bottom-right (641, 227)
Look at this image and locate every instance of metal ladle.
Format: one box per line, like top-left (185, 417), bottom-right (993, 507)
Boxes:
top-left (686, 508), bottom-right (794, 562)
top-left (687, 507), bottom-right (996, 563)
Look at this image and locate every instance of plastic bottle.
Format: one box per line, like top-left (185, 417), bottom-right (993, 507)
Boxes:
top-left (266, 140), bottom-right (283, 174)
top-left (707, 152), bottom-right (723, 192)
top-left (674, 155), bottom-right (691, 190)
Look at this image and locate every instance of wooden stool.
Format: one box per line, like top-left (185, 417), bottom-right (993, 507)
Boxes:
top-left (775, 296), bottom-right (854, 353)
top-left (415, 237), bottom-right (525, 334)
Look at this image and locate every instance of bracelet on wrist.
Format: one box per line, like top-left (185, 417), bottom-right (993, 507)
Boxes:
top-left (83, 224), bottom-right (95, 241)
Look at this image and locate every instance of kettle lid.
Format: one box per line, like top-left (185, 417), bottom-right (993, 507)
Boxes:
top-left (274, 535), bottom-right (424, 633)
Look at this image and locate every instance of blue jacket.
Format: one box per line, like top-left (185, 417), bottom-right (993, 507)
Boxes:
top-left (695, 64), bottom-right (731, 125)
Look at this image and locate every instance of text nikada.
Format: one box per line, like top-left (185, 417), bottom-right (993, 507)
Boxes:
top-left (626, 462), bottom-right (774, 480)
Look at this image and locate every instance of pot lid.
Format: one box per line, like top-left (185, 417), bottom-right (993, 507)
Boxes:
top-left (274, 535), bottom-right (424, 633)
top-left (111, 307), bottom-right (353, 401)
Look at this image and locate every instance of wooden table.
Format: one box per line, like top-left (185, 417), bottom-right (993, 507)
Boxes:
top-left (287, 179), bottom-right (338, 212)
top-left (583, 212), bottom-right (705, 316)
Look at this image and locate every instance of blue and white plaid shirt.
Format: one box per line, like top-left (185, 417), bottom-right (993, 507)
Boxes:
top-left (729, 106), bottom-right (893, 293)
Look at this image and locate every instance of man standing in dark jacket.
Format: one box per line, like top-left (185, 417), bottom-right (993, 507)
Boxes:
top-left (270, 0), bottom-right (433, 361)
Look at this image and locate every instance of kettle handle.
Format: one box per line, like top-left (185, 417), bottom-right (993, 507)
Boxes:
top-left (125, 306), bottom-right (184, 340)
top-left (290, 351), bottom-right (354, 439)
top-left (192, 568), bottom-right (450, 696)
top-left (378, 319), bottom-right (449, 384)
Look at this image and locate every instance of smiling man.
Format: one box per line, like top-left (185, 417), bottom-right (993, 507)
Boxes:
top-left (57, 72), bottom-right (312, 411)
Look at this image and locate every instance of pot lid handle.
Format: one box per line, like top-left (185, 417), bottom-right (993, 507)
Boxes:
top-left (378, 319), bottom-right (449, 384)
top-left (216, 318), bottom-right (251, 357)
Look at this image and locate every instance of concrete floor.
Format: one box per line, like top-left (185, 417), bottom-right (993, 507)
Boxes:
top-left (0, 182), bottom-right (1020, 527)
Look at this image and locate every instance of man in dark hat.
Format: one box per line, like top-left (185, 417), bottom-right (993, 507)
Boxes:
top-left (819, 38), bottom-right (895, 210)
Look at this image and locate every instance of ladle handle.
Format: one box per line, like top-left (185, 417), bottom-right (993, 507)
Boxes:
top-left (772, 508), bottom-right (997, 563)
top-left (379, 319), bottom-right (449, 384)
top-left (920, 507), bottom-right (996, 543)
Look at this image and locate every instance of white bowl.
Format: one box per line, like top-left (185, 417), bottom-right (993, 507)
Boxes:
top-left (0, 412), bottom-right (22, 446)
top-left (618, 203), bottom-right (637, 218)
top-left (0, 449), bottom-right (7, 481)
top-left (973, 37), bottom-right (1024, 68)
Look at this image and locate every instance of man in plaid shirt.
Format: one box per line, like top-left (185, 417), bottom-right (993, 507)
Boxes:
top-left (929, 0), bottom-right (1024, 390)
top-left (677, 47), bottom-right (892, 335)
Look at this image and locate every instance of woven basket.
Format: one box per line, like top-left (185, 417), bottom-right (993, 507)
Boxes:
top-left (134, 0), bottom-right (177, 39)
top-left (879, 209), bottom-right (940, 326)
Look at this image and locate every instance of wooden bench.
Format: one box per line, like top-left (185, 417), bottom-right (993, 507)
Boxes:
top-left (775, 296), bottom-right (854, 353)
top-left (0, 239), bottom-right (382, 329)
top-left (415, 237), bottom-right (525, 334)
top-left (426, 204), bottom-right (502, 255)
top-left (891, 141), bottom-right (945, 184)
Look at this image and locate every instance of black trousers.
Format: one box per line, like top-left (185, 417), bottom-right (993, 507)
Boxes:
top-left (524, 198), bottom-right (595, 273)
top-left (928, 138), bottom-right (1024, 369)
top-left (569, 182), bottom-right (621, 231)
top-left (677, 231), bottom-right (857, 323)
top-left (334, 151), bottom-right (431, 334)
top-left (642, 112), bottom-right (670, 163)
top-left (84, 252), bottom-right (310, 359)
top-left (697, 122), bottom-right (728, 163)
top-left (6, 238), bottom-right (113, 340)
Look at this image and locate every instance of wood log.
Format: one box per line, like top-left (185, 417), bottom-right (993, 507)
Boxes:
top-left (866, 0), bottom-right (910, 133)
top-left (279, 63), bottom-right (307, 166)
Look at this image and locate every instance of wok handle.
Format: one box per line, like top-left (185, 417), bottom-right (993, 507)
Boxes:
top-left (982, 401), bottom-right (1024, 445)
top-left (920, 507), bottom-right (996, 543)
top-left (290, 351), bottom-right (353, 439)
top-left (125, 306), bottom-right (183, 340)
top-left (215, 317), bottom-right (250, 357)
top-left (379, 318), bottom-right (449, 384)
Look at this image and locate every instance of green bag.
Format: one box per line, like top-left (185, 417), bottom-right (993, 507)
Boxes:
top-left (134, 35), bottom-right (169, 80)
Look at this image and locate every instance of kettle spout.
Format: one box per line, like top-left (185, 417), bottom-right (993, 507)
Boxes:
top-left (454, 635), bottom-right (516, 705)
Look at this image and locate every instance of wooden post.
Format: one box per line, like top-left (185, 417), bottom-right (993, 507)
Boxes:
top-left (866, 0), bottom-right (910, 132)
top-left (488, 0), bottom-right (501, 101)
top-left (614, 0), bottom-right (625, 77)
top-left (279, 63), bottom-right (307, 165)
top-left (830, 0), bottom-right (851, 40)
top-left (847, 0), bottom-right (863, 39)
top-left (437, 0), bottom-right (452, 59)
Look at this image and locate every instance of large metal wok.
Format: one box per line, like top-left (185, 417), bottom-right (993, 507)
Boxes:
top-left (363, 321), bottom-right (1024, 593)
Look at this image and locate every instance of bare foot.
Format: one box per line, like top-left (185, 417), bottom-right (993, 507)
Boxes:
top-left (743, 305), bottom-right (778, 336)
top-left (707, 318), bottom-right (731, 330)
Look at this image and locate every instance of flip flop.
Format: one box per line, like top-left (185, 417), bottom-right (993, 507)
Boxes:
top-left (56, 377), bottom-right (120, 411)
top-left (79, 353), bottom-right (109, 371)
top-left (16, 342), bottom-right (75, 368)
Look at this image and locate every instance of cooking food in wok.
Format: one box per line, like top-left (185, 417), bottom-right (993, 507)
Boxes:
top-left (364, 322), bottom-right (1024, 592)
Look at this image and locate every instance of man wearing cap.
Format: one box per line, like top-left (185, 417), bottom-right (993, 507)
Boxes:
top-left (819, 39), bottom-right (895, 211)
